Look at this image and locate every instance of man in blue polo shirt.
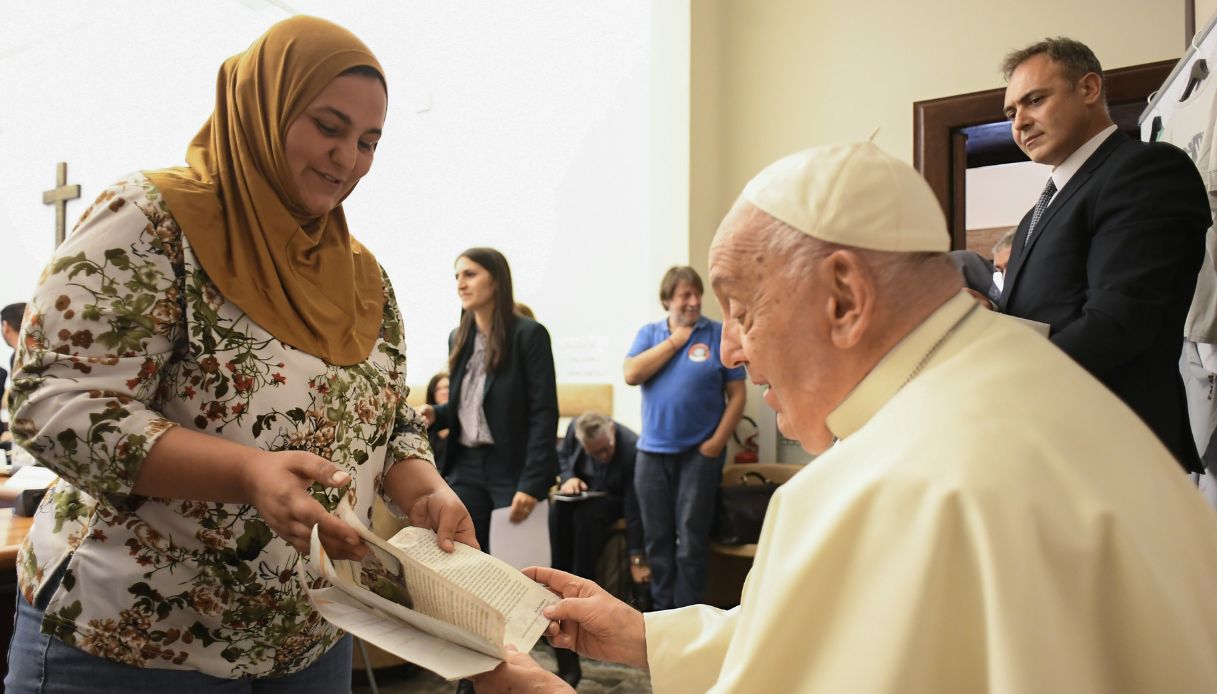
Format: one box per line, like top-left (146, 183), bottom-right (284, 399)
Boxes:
top-left (624, 266), bottom-right (746, 609)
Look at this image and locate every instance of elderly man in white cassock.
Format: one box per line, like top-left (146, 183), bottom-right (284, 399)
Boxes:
top-left (473, 141), bottom-right (1217, 693)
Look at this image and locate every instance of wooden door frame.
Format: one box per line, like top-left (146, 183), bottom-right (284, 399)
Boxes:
top-left (913, 60), bottom-right (1175, 250)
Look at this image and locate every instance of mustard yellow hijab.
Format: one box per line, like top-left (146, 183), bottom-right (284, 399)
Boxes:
top-left (146, 16), bottom-right (385, 366)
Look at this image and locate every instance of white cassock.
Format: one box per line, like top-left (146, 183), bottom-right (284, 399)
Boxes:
top-left (645, 291), bottom-right (1217, 693)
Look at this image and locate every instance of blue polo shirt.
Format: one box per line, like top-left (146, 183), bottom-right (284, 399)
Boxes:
top-left (626, 316), bottom-right (746, 453)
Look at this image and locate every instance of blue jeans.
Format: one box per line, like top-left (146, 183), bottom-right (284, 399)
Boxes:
top-left (5, 564), bottom-right (354, 693)
top-left (634, 448), bottom-right (723, 609)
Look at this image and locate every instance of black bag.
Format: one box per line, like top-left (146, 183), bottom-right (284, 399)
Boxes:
top-left (711, 471), bottom-right (778, 545)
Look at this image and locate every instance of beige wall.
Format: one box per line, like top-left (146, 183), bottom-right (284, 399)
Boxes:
top-left (690, 1), bottom-right (727, 319)
top-left (689, 0), bottom-right (1188, 284)
top-left (1200, 0), bottom-right (1217, 41)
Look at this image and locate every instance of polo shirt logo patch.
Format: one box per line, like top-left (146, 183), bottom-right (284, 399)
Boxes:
top-left (687, 343), bottom-right (710, 362)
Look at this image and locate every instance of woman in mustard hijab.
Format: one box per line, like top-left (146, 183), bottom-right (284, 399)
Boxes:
top-left (5, 16), bottom-right (473, 691)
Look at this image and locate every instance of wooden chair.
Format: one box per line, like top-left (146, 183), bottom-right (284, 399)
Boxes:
top-left (406, 382), bottom-right (613, 436)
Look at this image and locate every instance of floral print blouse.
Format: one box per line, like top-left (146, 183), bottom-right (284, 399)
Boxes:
top-left (9, 174), bottom-right (433, 678)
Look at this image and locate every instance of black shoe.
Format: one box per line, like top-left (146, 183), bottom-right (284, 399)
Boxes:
top-left (554, 647), bottom-right (582, 688)
top-left (456, 678), bottom-right (477, 694)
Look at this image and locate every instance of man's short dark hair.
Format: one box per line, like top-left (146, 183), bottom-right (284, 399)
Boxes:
top-left (1, 303), bottom-right (25, 332)
top-left (1001, 37), bottom-right (1105, 98)
top-left (659, 266), bottom-right (704, 309)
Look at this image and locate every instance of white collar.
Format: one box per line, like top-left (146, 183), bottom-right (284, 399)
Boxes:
top-left (1050, 124), bottom-right (1118, 194)
top-left (825, 292), bottom-right (976, 441)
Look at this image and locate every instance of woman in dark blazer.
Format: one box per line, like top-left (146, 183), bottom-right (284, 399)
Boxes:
top-left (424, 247), bottom-right (558, 552)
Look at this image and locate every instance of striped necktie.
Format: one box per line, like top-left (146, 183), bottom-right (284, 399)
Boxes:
top-left (1024, 178), bottom-right (1057, 244)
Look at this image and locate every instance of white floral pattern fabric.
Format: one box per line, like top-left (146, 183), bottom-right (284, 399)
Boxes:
top-left (10, 173), bottom-right (432, 678)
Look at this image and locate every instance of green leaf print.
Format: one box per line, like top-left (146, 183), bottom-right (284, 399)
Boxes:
top-left (235, 522), bottom-right (272, 561)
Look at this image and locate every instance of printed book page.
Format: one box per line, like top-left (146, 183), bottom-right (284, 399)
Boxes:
top-left (304, 527), bottom-right (501, 680)
top-left (311, 527), bottom-right (502, 658)
top-left (307, 585), bottom-right (501, 680)
top-left (302, 492), bottom-right (559, 679)
top-left (389, 525), bottom-right (558, 649)
top-left (332, 495), bottom-right (507, 647)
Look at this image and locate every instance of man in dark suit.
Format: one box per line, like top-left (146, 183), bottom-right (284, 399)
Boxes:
top-left (547, 412), bottom-right (647, 686)
top-left (550, 413), bottom-right (646, 582)
top-left (998, 37), bottom-right (1211, 471)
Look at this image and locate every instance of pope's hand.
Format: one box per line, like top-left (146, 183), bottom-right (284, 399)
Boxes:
top-left (524, 566), bottom-right (649, 670)
top-left (470, 644), bottom-right (572, 693)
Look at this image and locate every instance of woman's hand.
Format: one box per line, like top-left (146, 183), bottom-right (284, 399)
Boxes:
top-left (510, 491), bottom-right (538, 522)
top-left (237, 449), bottom-right (365, 560)
top-left (417, 404), bottom-right (436, 427)
top-left (408, 485), bottom-right (479, 552)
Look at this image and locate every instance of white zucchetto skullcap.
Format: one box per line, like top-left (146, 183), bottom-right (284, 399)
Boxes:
top-left (741, 141), bottom-right (949, 253)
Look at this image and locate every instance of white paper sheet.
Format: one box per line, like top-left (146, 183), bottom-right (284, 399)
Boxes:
top-left (307, 586), bottom-right (500, 681)
top-left (489, 500), bottom-right (551, 571)
top-left (2, 465), bottom-right (57, 490)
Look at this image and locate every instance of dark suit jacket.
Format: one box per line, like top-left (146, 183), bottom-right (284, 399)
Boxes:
top-left (557, 420), bottom-right (643, 552)
top-left (0, 365), bottom-right (7, 446)
top-left (950, 250), bottom-right (1000, 303)
top-left (433, 317), bottom-right (559, 499)
top-left (1000, 131), bottom-right (1210, 472)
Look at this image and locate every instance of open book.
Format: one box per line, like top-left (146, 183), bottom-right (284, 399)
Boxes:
top-left (300, 493), bottom-right (560, 680)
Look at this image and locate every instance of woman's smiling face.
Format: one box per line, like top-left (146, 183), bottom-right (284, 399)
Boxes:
top-left (283, 72), bottom-right (386, 217)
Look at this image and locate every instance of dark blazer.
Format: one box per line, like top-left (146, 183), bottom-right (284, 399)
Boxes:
top-left (950, 250), bottom-right (1000, 303)
top-left (1000, 131), bottom-right (1210, 472)
top-left (433, 317), bottom-right (559, 499)
top-left (557, 420), bottom-right (644, 552)
top-left (0, 365), bottom-right (7, 446)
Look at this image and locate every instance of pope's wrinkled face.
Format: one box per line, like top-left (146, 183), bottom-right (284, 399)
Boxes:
top-left (284, 72), bottom-right (387, 217)
top-left (710, 206), bottom-right (851, 454)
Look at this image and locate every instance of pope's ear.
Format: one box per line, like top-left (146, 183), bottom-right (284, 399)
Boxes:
top-left (822, 250), bottom-right (874, 349)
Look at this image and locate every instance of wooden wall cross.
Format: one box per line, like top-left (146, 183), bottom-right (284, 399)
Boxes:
top-left (42, 162), bottom-right (81, 248)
